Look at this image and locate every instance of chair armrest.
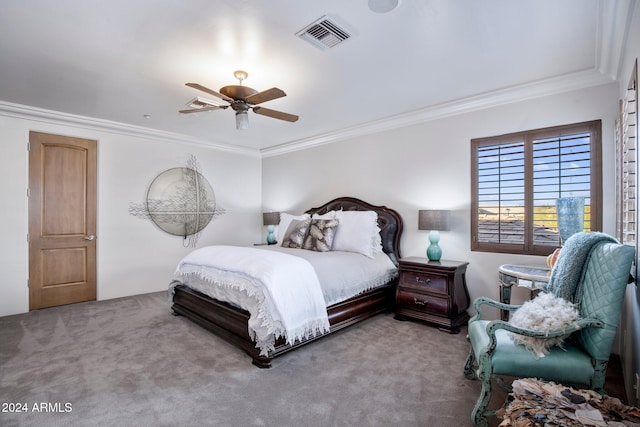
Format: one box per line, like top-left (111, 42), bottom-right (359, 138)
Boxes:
top-left (470, 296), bottom-right (522, 321)
top-left (486, 317), bottom-right (603, 338)
top-left (479, 317), bottom-right (604, 356)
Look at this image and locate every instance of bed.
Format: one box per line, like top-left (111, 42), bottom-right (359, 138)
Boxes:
top-left (170, 197), bottom-right (403, 368)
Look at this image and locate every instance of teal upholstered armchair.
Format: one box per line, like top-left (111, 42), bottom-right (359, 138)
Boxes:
top-left (463, 232), bottom-right (634, 427)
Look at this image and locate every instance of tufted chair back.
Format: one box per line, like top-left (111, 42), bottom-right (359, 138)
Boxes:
top-left (572, 242), bottom-right (634, 361)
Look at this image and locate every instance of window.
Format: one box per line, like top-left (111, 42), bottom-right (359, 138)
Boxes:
top-left (471, 120), bottom-right (602, 256)
top-left (615, 59), bottom-right (637, 279)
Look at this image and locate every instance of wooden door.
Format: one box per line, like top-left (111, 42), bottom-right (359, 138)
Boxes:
top-left (28, 131), bottom-right (97, 310)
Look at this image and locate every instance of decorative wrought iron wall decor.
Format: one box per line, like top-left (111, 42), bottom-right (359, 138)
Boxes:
top-left (129, 155), bottom-right (225, 246)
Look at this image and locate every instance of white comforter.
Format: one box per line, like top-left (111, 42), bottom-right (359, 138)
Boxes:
top-left (172, 246), bottom-right (330, 355)
top-left (261, 246), bottom-right (398, 305)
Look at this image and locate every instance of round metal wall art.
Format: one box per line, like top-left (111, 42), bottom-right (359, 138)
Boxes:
top-left (128, 155), bottom-right (225, 246)
top-left (146, 167), bottom-right (216, 237)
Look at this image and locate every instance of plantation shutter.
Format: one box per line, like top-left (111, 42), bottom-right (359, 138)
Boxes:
top-left (476, 141), bottom-right (525, 248)
top-left (531, 132), bottom-right (592, 247)
top-left (615, 61), bottom-right (638, 281)
top-left (471, 120), bottom-right (601, 256)
top-left (619, 87), bottom-right (637, 246)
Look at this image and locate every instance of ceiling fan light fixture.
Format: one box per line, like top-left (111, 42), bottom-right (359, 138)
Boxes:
top-left (236, 110), bottom-right (249, 130)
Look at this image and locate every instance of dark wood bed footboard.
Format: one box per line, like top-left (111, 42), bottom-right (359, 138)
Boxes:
top-left (171, 280), bottom-right (397, 368)
top-left (170, 196), bottom-right (403, 368)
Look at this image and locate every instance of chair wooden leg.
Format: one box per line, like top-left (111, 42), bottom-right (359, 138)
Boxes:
top-left (471, 374), bottom-right (492, 427)
top-left (471, 352), bottom-right (496, 427)
top-left (592, 360), bottom-right (608, 394)
top-left (463, 349), bottom-right (477, 380)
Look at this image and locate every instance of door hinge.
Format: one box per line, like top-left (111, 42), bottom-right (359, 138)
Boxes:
top-left (26, 188), bottom-right (30, 197)
top-left (27, 141), bottom-right (30, 151)
top-left (26, 233), bottom-right (29, 242)
top-left (27, 279), bottom-right (30, 289)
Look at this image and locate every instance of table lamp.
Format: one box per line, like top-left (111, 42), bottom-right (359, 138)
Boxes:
top-left (418, 210), bottom-right (451, 261)
top-left (262, 212), bottom-right (280, 244)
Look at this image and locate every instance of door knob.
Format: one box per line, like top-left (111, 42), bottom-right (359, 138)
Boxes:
top-left (85, 235), bottom-right (95, 241)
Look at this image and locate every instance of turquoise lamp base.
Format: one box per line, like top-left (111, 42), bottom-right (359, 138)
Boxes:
top-left (266, 225), bottom-right (276, 245)
top-left (426, 230), bottom-right (442, 261)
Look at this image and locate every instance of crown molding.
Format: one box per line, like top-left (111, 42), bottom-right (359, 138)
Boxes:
top-left (0, 101), bottom-right (260, 157)
top-left (0, 66), bottom-right (615, 161)
top-left (596, 0), bottom-right (637, 80)
top-left (261, 68), bottom-right (614, 157)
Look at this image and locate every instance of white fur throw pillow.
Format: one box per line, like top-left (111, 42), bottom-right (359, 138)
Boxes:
top-left (508, 293), bottom-right (580, 359)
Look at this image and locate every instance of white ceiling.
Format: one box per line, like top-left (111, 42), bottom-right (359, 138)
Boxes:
top-left (0, 0), bottom-right (632, 153)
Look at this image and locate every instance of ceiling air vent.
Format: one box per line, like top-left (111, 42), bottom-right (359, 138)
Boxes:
top-left (296, 16), bottom-right (352, 50)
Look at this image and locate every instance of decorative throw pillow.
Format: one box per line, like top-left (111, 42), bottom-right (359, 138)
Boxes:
top-left (331, 210), bottom-right (381, 258)
top-left (277, 213), bottom-right (310, 245)
top-left (303, 218), bottom-right (339, 252)
top-left (280, 218), bottom-right (311, 249)
top-left (509, 292), bottom-right (580, 359)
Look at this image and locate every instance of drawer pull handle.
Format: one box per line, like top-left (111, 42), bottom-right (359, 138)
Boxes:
top-left (416, 276), bottom-right (431, 285)
top-left (414, 298), bottom-right (428, 306)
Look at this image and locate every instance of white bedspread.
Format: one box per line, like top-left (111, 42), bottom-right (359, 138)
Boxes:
top-left (171, 245), bottom-right (330, 355)
top-left (261, 246), bottom-right (398, 305)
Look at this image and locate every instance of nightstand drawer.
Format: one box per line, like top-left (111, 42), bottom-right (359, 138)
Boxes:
top-left (396, 289), bottom-right (449, 316)
top-left (399, 271), bottom-right (447, 294)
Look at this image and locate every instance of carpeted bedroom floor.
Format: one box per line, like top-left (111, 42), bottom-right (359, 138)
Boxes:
top-left (0, 291), bottom-right (627, 427)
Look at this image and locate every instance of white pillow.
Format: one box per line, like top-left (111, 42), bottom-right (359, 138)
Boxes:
top-left (312, 210), bottom-right (337, 220)
top-left (372, 224), bottom-right (383, 254)
top-left (509, 293), bottom-right (580, 359)
top-left (277, 212), bottom-right (310, 245)
top-left (331, 210), bottom-right (382, 258)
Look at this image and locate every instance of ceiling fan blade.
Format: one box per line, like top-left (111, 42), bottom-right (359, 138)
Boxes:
top-left (185, 83), bottom-right (234, 102)
top-left (246, 87), bottom-right (286, 105)
top-left (253, 106), bottom-right (299, 122)
top-left (178, 106), bottom-right (224, 114)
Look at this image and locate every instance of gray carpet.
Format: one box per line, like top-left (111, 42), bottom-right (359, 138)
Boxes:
top-left (0, 291), bottom-right (484, 426)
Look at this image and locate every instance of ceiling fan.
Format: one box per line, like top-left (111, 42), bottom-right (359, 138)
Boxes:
top-left (179, 70), bottom-right (299, 130)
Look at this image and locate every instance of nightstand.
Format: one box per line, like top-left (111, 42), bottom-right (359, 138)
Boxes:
top-left (395, 257), bottom-right (470, 333)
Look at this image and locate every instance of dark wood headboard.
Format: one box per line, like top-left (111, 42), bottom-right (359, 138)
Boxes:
top-left (306, 197), bottom-right (403, 266)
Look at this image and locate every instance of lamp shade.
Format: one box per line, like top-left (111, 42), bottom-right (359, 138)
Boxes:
top-left (262, 212), bottom-right (281, 226)
top-left (418, 210), bottom-right (450, 231)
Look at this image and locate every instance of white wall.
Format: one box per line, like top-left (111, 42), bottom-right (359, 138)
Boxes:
top-left (0, 112), bottom-right (262, 316)
top-left (617, 1), bottom-right (640, 407)
top-left (263, 82), bottom-right (619, 321)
